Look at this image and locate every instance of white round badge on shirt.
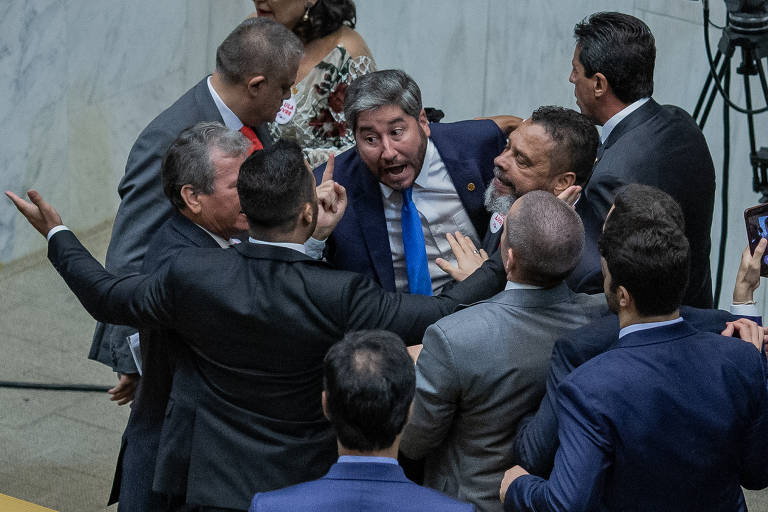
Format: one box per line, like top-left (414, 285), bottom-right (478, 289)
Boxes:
top-left (490, 212), bottom-right (505, 234)
top-left (275, 88), bottom-right (298, 124)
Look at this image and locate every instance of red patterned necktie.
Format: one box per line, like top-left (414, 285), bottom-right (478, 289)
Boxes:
top-left (239, 125), bottom-right (264, 154)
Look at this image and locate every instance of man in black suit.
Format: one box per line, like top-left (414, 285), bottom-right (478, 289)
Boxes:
top-left (91, 17), bottom-right (304, 395)
top-left (510, 184), bottom-right (764, 479)
top-left (109, 122), bottom-right (253, 510)
top-left (7, 140), bottom-right (505, 511)
top-left (569, 11), bottom-right (715, 307)
top-left (477, 106), bottom-right (603, 294)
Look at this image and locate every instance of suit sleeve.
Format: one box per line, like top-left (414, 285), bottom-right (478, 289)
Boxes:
top-left (341, 256), bottom-right (505, 345)
top-left (505, 378), bottom-right (612, 512)
top-left (584, 171), bottom-right (626, 221)
top-left (400, 322), bottom-right (460, 459)
top-left (49, 230), bottom-right (175, 330)
top-left (738, 349), bottom-right (768, 489)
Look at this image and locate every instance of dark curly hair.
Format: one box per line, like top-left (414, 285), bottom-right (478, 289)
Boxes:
top-left (293, 0), bottom-right (357, 43)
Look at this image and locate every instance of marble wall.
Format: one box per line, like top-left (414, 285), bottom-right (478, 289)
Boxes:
top-left (2, 0), bottom-right (765, 309)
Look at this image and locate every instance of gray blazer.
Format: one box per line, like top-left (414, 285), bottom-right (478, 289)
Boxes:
top-left (90, 77), bottom-right (271, 372)
top-left (400, 282), bottom-right (607, 512)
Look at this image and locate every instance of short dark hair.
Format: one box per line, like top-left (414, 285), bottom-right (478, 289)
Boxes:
top-left (598, 185), bottom-right (689, 315)
top-left (237, 139), bottom-right (315, 231)
top-left (344, 69), bottom-right (422, 134)
top-left (574, 12), bottom-right (655, 104)
top-left (216, 17), bottom-right (303, 84)
top-left (323, 330), bottom-right (415, 452)
top-left (530, 106), bottom-right (599, 187)
top-left (505, 190), bottom-right (584, 287)
top-left (293, 0), bottom-right (357, 43)
top-left (161, 122), bottom-right (251, 211)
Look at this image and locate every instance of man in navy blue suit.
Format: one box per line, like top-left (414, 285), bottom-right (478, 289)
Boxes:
top-left (311, 69), bottom-right (508, 295)
top-left (501, 186), bottom-right (768, 511)
top-left (249, 330), bottom-right (473, 511)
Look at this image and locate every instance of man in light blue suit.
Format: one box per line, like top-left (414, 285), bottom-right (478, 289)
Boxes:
top-left (501, 187), bottom-right (768, 511)
top-left (250, 330), bottom-right (473, 512)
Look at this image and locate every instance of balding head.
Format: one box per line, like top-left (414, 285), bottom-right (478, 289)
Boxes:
top-left (503, 190), bottom-right (584, 287)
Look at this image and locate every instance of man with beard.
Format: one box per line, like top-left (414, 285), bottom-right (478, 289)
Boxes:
top-left (481, 106), bottom-right (603, 294)
top-left (311, 69), bottom-right (508, 295)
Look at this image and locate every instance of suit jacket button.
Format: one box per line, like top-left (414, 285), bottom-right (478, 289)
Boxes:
top-left (467, 182), bottom-right (476, 192)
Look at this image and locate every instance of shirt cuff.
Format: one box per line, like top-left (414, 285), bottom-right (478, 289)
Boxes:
top-left (304, 237), bottom-right (326, 260)
top-left (46, 225), bottom-right (70, 241)
top-left (731, 303), bottom-right (761, 317)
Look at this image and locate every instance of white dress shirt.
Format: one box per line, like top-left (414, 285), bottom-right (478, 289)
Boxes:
top-left (380, 139), bottom-right (479, 293)
top-left (207, 76), bottom-right (244, 130)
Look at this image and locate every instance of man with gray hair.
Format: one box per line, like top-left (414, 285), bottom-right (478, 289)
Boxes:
top-left (400, 191), bottom-right (607, 512)
top-left (110, 121), bottom-right (253, 511)
top-left (91, 17), bottom-right (304, 395)
top-left (312, 69), bottom-right (508, 296)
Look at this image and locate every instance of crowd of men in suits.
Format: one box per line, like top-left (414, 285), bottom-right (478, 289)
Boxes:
top-left (7, 9), bottom-right (768, 512)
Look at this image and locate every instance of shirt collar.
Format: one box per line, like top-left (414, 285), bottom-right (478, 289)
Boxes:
top-left (618, 316), bottom-right (683, 339)
top-left (600, 97), bottom-right (650, 143)
top-left (379, 139), bottom-right (437, 200)
top-left (337, 455), bottom-right (399, 465)
top-left (207, 75), bottom-right (244, 131)
top-left (248, 237), bottom-right (307, 254)
top-left (195, 224), bottom-right (232, 248)
top-left (504, 280), bottom-right (545, 291)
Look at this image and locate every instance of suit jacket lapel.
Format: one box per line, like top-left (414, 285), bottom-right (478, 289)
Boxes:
top-left (195, 77), bottom-right (225, 124)
top-left (350, 157), bottom-right (396, 290)
top-left (601, 99), bottom-right (661, 151)
top-left (170, 213), bottom-right (223, 249)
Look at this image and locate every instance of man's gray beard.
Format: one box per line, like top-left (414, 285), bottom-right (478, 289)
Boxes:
top-left (484, 179), bottom-right (516, 214)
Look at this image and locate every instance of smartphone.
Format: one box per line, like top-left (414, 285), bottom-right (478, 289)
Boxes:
top-left (744, 203), bottom-right (768, 276)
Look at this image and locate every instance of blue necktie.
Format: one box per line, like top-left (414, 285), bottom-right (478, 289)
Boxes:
top-left (401, 187), bottom-right (432, 295)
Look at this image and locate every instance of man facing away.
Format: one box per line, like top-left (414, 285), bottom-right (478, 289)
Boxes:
top-left (6, 139), bottom-right (504, 511)
top-left (400, 191), bottom-right (607, 512)
top-left (569, 11), bottom-right (715, 307)
top-left (250, 330), bottom-right (474, 511)
top-left (311, 69), bottom-right (508, 295)
top-left (501, 188), bottom-right (768, 511)
top-left (92, 17), bottom-right (303, 393)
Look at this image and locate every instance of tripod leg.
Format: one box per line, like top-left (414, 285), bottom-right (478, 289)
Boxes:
top-left (699, 54), bottom-right (730, 129)
top-left (694, 49), bottom-right (722, 119)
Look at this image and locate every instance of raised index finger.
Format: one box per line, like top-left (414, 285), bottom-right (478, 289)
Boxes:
top-left (321, 153), bottom-right (335, 183)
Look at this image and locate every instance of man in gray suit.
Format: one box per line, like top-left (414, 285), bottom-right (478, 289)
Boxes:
top-left (569, 12), bottom-right (715, 308)
top-left (400, 191), bottom-right (608, 512)
top-left (91, 17), bottom-right (303, 399)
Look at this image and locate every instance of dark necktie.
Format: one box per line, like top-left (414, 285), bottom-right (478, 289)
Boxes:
top-left (239, 125), bottom-right (264, 154)
top-left (401, 186), bottom-right (432, 295)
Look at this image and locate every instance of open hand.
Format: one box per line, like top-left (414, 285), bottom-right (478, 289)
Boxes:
top-left (557, 185), bottom-right (581, 207)
top-left (5, 189), bottom-right (63, 237)
top-left (437, 232), bottom-right (488, 281)
top-left (721, 318), bottom-right (766, 353)
top-left (108, 373), bottom-right (139, 406)
top-left (499, 465), bottom-right (529, 503)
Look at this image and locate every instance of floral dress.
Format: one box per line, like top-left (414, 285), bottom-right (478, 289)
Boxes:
top-left (268, 45), bottom-right (375, 167)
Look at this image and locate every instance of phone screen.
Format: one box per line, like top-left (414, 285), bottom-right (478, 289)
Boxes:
top-left (744, 203), bottom-right (768, 276)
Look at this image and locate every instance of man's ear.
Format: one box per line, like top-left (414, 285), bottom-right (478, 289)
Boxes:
top-left (302, 202), bottom-right (314, 225)
top-left (552, 172), bottom-right (577, 196)
top-left (504, 247), bottom-right (516, 276)
top-left (418, 109), bottom-right (431, 138)
top-left (617, 285), bottom-right (632, 309)
top-left (593, 72), bottom-right (609, 99)
top-left (321, 391), bottom-right (330, 421)
top-left (247, 75), bottom-right (267, 97)
top-left (180, 185), bottom-right (202, 214)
